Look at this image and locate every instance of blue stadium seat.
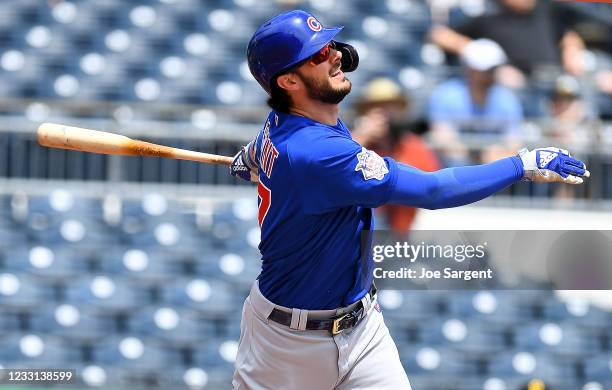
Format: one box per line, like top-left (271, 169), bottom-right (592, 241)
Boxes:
top-left (166, 365), bottom-right (236, 390)
top-left (98, 247), bottom-right (186, 284)
top-left (192, 338), bottom-right (239, 372)
top-left (158, 277), bottom-right (238, 318)
top-left (28, 304), bottom-right (114, 342)
top-left (0, 222), bottom-right (27, 248)
top-left (64, 275), bottom-right (148, 313)
top-left (26, 214), bottom-right (118, 248)
top-left (71, 364), bottom-right (123, 389)
top-left (400, 344), bottom-right (479, 377)
top-left (0, 333), bottom-right (82, 366)
top-left (513, 321), bottom-right (602, 358)
top-left (0, 272), bottom-right (52, 310)
top-left (583, 353), bottom-right (612, 383)
top-left (3, 246), bottom-right (84, 282)
top-left (542, 296), bottom-right (612, 332)
top-left (447, 290), bottom-right (546, 326)
top-left (127, 306), bottom-right (215, 346)
top-left (487, 350), bottom-right (579, 388)
top-left (377, 290), bottom-right (441, 324)
top-left (196, 251), bottom-right (260, 289)
top-left (0, 194), bottom-right (10, 216)
top-left (23, 193), bottom-right (117, 247)
top-left (406, 374), bottom-right (493, 390)
top-left (419, 317), bottom-right (508, 356)
top-left (123, 220), bottom-right (204, 250)
top-left (90, 335), bottom-right (172, 370)
top-left (0, 307), bottom-right (20, 332)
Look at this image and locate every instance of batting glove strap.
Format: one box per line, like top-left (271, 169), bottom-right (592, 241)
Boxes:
top-left (243, 140), bottom-right (258, 170)
top-left (230, 141), bottom-right (259, 182)
top-left (518, 147), bottom-right (590, 185)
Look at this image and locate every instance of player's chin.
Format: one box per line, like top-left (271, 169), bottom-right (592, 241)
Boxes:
top-left (330, 74), bottom-right (351, 89)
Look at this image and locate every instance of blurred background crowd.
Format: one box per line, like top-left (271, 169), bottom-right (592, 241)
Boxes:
top-left (0, 0), bottom-right (611, 389)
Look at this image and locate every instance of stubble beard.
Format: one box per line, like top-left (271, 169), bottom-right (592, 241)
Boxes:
top-left (298, 72), bottom-right (352, 105)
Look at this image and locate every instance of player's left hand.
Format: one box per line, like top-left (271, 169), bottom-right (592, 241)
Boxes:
top-left (518, 147), bottom-right (590, 184)
top-left (230, 140), bottom-right (259, 182)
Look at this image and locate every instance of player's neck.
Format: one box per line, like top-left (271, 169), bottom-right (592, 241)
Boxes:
top-left (289, 101), bottom-right (339, 126)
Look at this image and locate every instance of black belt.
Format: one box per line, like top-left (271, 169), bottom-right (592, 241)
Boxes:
top-left (268, 283), bottom-right (377, 335)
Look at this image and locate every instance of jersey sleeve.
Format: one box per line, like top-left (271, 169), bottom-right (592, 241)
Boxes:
top-left (288, 133), bottom-right (398, 215)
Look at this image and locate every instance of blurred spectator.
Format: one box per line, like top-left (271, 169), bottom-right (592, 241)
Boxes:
top-left (542, 75), bottom-right (600, 201)
top-left (428, 39), bottom-right (523, 166)
top-left (274, 0), bottom-right (305, 8)
top-left (352, 78), bottom-right (440, 235)
top-left (430, 0), bottom-right (587, 89)
top-left (519, 379), bottom-right (549, 390)
top-left (542, 74), bottom-right (599, 148)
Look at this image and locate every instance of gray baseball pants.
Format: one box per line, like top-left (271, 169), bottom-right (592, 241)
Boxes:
top-left (232, 282), bottom-right (412, 389)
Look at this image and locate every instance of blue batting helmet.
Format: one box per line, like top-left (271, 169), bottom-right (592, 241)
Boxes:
top-left (247, 10), bottom-right (343, 94)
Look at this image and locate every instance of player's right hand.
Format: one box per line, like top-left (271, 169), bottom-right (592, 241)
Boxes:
top-left (518, 147), bottom-right (590, 185)
top-left (230, 141), bottom-right (259, 182)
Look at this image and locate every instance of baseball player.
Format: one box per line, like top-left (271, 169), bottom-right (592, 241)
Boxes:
top-left (229, 10), bottom-right (589, 390)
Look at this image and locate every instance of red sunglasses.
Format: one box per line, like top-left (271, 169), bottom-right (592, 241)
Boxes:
top-left (309, 41), bottom-right (336, 65)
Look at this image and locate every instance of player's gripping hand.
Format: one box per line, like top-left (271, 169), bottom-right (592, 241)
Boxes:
top-left (518, 147), bottom-right (590, 184)
top-left (230, 140), bottom-right (259, 182)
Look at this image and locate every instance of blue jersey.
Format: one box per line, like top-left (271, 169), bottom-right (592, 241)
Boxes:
top-left (253, 111), bottom-right (398, 310)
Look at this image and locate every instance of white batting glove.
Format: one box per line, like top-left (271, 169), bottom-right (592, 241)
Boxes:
top-left (518, 147), bottom-right (590, 185)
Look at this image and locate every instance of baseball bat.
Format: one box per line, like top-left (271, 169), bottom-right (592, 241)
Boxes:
top-left (37, 122), bottom-right (234, 166)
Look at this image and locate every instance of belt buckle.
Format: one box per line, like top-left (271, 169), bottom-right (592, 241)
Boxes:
top-left (331, 313), bottom-right (349, 335)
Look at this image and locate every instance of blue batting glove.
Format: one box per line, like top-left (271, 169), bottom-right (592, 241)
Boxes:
top-left (518, 147), bottom-right (590, 185)
top-left (230, 141), bottom-right (259, 182)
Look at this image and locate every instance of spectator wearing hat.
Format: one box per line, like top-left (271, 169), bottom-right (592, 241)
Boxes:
top-left (541, 75), bottom-right (600, 201)
top-left (428, 39), bottom-right (524, 166)
top-left (352, 78), bottom-right (440, 235)
top-left (544, 74), bottom-right (599, 148)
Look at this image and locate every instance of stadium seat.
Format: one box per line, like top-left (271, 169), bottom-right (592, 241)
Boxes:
top-left (158, 276), bottom-right (239, 318)
top-left (90, 335), bottom-right (172, 370)
top-left (419, 317), bottom-right (508, 356)
top-left (196, 250), bottom-right (261, 289)
top-left (487, 350), bottom-right (580, 388)
top-left (166, 365), bottom-right (236, 390)
top-left (192, 338), bottom-right (239, 372)
top-left (3, 246), bottom-right (83, 282)
top-left (543, 295), bottom-right (612, 332)
top-left (64, 275), bottom-right (148, 313)
top-left (513, 321), bottom-right (602, 358)
top-left (127, 306), bottom-right (215, 346)
top-left (400, 344), bottom-right (479, 377)
top-left (447, 290), bottom-right (547, 326)
top-left (583, 353), bottom-right (612, 382)
top-left (0, 223), bottom-right (27, 248)
top-left (0, 272), bottom-right (52, 310)
top-left (0, 333), bottom-right (82, 365)
top-left (71, 364), bottom-right (123, 389)
top-left (98, 247), bottom-right (186, 285)
top-left (28, 304), bottom-right (114, 342)
top-left (0, 307), bottom-right (20, 332)
top-left (376, 290), bottom-right (441, 324)
top-left (410, 374), bottom-right (498, 390)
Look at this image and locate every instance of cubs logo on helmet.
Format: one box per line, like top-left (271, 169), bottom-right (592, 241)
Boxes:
top-left (307, 16), bottom-right (322, 32)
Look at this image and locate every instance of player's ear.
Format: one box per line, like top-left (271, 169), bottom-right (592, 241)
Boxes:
top-left (276, 73), bottom-right (299, 91)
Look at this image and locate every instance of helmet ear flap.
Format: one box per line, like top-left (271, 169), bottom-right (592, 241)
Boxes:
top-left (335, 41), bottom-right (359, 73)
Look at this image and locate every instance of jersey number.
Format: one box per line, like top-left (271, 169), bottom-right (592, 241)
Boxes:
top-left (257, 181), bottom-right (271, 227)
